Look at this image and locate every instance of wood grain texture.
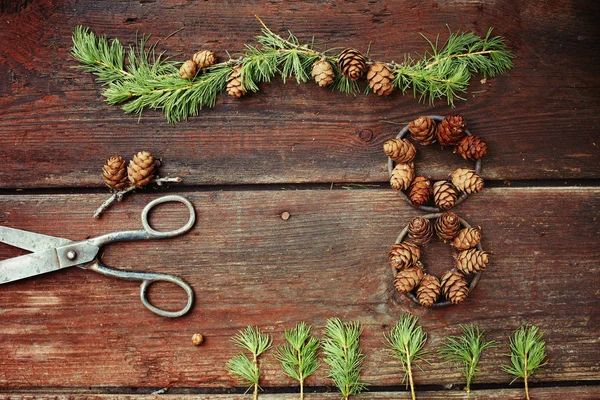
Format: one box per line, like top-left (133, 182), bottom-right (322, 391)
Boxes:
top-left (1, 0), bottom-right (599, 189)
top-left (1, 188), bottom-right (598, 389)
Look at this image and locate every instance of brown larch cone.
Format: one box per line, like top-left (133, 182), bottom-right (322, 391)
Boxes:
top-left (337, 48), bottom-right (367, 80)
top-left (383, 138), bottom-right (417, 163)
top-left (179, 60), bottom-right (197, 80)
top-left (394, 266), bottom-right (424, 294)
top-left (193, 50), bottom-right (217, 69)
top-left (408, 116), bottom-right (437, 145)
top-left (441, 270), bottom-right (469, 304)
top-left (127, 151), bottom-right (155, 188)
top-left (416, 274), bottom-right (441, 307)
top-left (102, 156), bottom-right (128, 190)
top-left (451, 168), bottom-right (484, 194)
top-left (390, 162), bottom-right (415, 190)
top-left (388, 242), bottom-right (421, 270)
top-left (452, 227), bottom-right (482, 250)
top-left (435, 212), bottom-right (461, 242)
top-left (311, 59), bottom-right (335, 87)
top-left (407, 216), bottom-right (434, 245)
top-left (366, 62), bottom-right (394, 96)
top-left (226, 66), bottom-right (246, 99)
top-left (456, 249), bottom-right (490, 274)
top-left (455, 135), bottom-right (488, 160)
top-left (408, 176), bottom-right (432, 207)
top-left (433, 180), bottom-right (458, 210)
top-left (437, 115), bottom-right (466, 146)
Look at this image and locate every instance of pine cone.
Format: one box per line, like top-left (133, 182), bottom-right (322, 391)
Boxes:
top-left (456, 249), bottom-right (489, 274)
top-left (435, 212), bottom-right (461, 242)
top-left (408, 116), bottom-right (437, 145)
top-left (416, 274), bottom-right (441, 307)
top-left (383, 138), bottom-right (417, 163)
top-left (127, 151), bottom-right (155, 188)
top-left (441, 270), bottom-right (469, 304)
top-left (408, 177), bottom-right (432, 207)
top-left (451, 168), bottom-right (484, 194)
top-left (311, 59), bottom-right (335, 87)
top-left (102, 156), bottom-right (128, 190)
top-left (226, 66), bottom-right (246, 99)
top-left (366, 62), bottom-right (394, 96)
top-left (394, 266), bottom-right (424, 294)
top-left (179, 60), bottom-right (197, 80)
top-left (388, 242), bottom-right (420, 270)
top-left (390, 162), bottom-right (415, 190)
top-left (452, 227), bottom-right (482, 250)
top-left (437, 115), bottom-right (466, 146)
top-left (455, 135), bottom-right (488, 160)
top-left (337, 48), bottom-right (367, 80)
top-left (433, 180), bottom-right (458, 210)
top-left (408, 216), bottom-right (433, 245)
top-left (193, 50), bottom-right (217, 69)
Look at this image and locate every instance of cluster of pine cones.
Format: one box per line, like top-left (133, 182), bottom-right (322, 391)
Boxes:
top-left (180, 50), bottom-right (218, 80)
top-left (384, 115), bottom-right (487, 210)
top-left (102, 151), bottom-right (157, 191)
top-left (389, 212), bottom-right (489, 307)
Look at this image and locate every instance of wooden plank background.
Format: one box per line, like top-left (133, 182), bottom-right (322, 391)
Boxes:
top-left (1, 0), bottom-right (599, 398)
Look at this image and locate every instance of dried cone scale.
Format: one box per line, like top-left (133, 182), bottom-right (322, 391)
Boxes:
top-left (388, 242), bottom-right (420, 270)
top-left (441, 270), bottom-right (469, 304)
top-left (394, 266), bottom-right (424, 294)
top-left (408, 177), bottom-right (432, 207)
top-left (451, 168), bottom-right (484, 194)
top-left (456, 249), bottom-right (489, 274)
top-left (437, 115), bottom-right (466, 146)
top-left (407, 216), bottom-right (434, 246)
top-left (193, 50), bottom-right (217, 69)
top-left (452, 227), bottom-right (482, 250)
top-left (366, 62), bottom-right (394, 96)
top-left (435, 212), bottom-right (461, 242)
top-left (455, 135), bottom-right (488, 160)
top-left (337, 48), bottom-right (367, 80)
top-left (416, 274), bottom-right (441, 307)
top-left (433, 180), bottom-right (459, 210)
top-left (311, 59), bottom-right (335, 87)
top-left (383, 138), bottom-right (417, 163)
top-left (226, 66), bottom-right (246, 98)
top-left (390, 162), bottom-right (415, 190)
top-left (102, 156), bottom-right (129, 190)
top-left (408, 116), bottom-right (437, 145)
top-left (128, 151), bottom-right (155, 188)
top-left (179, 60), bottom-right (197, 80)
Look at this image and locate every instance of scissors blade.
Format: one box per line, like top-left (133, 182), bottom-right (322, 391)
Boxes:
top-left (0, 226), bottom-right (72, 252)
top-left (0, 247), bottom-right (68, 284)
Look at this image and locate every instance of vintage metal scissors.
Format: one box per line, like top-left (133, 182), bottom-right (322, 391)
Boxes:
top-left (0, 195), bottom-right (195, 318)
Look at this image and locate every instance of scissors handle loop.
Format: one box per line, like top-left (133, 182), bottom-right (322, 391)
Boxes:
top-left (141, 195), bottom-right (196, 238)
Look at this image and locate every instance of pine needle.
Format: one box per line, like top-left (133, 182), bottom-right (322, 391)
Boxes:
top-left (384, 314), bottom-right (428, 400)
top-left (322, 317), bottom-right (367, 400)
top-left (502, 325), bottom-right (548, 400)
top-left (438, 324), bottom-right (496, 393)
top-left (275, 322), bottom-right (320, 400)
top-left (226, 326), bottom-right (272, 400)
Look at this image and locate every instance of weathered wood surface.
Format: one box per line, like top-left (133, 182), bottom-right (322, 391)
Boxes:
top-left (1, 0), bottom-right (600, 189)
top-left (1, 188), bottom-right (598, 390)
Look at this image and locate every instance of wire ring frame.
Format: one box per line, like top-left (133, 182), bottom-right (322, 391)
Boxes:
top-left (393, 213), bottom-right (483, 308)
top-left (387, 115), bottom-right (483, 212)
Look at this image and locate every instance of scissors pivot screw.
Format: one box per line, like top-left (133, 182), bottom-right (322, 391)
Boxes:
top-left (66, 250), bottom-right (77, 260)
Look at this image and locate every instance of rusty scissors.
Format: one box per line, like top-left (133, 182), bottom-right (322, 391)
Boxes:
top-left (0, 195), bottom-right (195, 318)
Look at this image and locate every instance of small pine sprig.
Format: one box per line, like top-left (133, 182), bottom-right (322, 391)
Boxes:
top-left (384, 314), bottom-right (428, 400)
top-left (322, 317), bottom-right (367, 400)
top-left (275, 322), bottom-right (320, 400)
top-left (502, 325), bottom-right (548, 400)
top-left (438, 324), bottom-right (497, 393)
top-left (226, 326), bottom-right (273, 400)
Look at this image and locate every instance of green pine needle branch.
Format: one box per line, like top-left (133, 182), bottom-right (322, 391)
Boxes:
top-left (275, 322), bottom-right (320, 400)
top-left (226, 326), bottom-right (273, 400)
top-left (384, 314), bottom-right (428, 400)
top-left (322, 317), bottom-right (367, 400)
top-left (502, 325), bottom-right (548, 400)
top-left (71, 19), bottom-right (514, 123)
top-left (438, 324), bottom-right (497, 393)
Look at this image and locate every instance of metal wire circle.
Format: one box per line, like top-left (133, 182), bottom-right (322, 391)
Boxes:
top-left (387, 115), bottom-right (482, 212)
top-left (392, 213), bottom-right (483, 308)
